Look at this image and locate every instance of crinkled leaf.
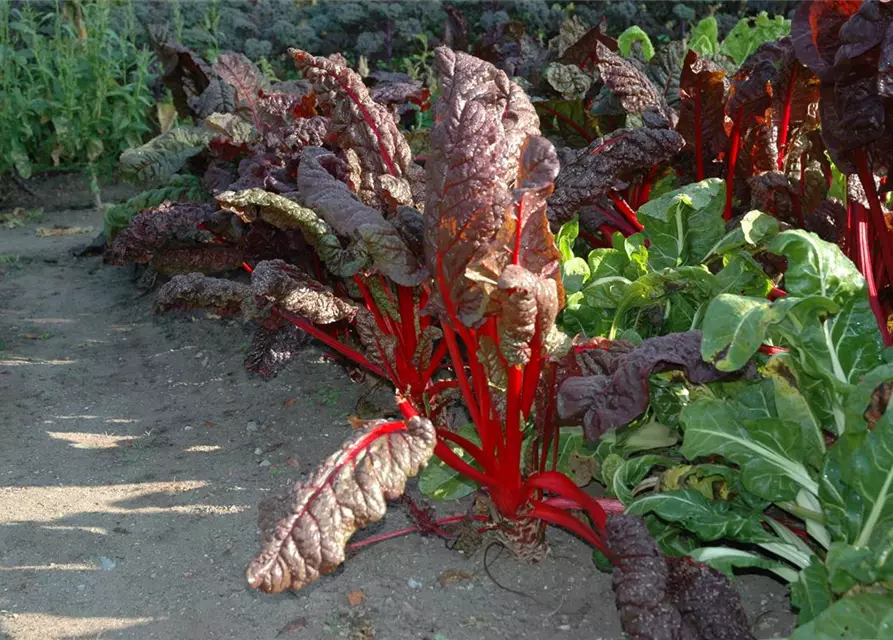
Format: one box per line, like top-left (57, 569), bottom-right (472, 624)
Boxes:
top-left (606, 514), bottom-right (754, 640)
top-left (250, 260), bottom-right (358, 324)
top-left (213, 52), bottom-right (268, 127)
top-left (106, 202), bottom-right (217, 266)
top-left (677, 50), bottom-right (729, 169)
top-left (298, 147), bottom-right (427, 286)
top-left (689, 17), bottom-right (720, 59)
top-left (543, 63), bottom-right (592, 99)
top-left (150, 245), bottom-right (245, 276)
top-left (119, 127), bottom-right (211, 185)
top-left (215, 188), bottom-right (366, 278)
top-left (291, 49), bottom-right (422, 207)
top-left (557, 331), bottom-right (733, 440)
top-left (548, 128), bottom-right (685, 224)
top-left (246, 416), bottom-right (436, 593)
top-left (244, 321), bottom-right (310, 379)
top-left (424, 47), bottom-right (540, 325)
top-left (594, 42), bottom-right (673, 123)
top-left (557, 20), bottom-right (617, 73)
top-left (154, 272), bottom-right (251, 317)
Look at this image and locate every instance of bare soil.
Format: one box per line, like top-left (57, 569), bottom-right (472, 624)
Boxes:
top-left (0, 176), bottom-right (795, 639)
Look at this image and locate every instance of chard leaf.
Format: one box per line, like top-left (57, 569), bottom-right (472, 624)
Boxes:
top-left (794, 294), bottom-right (884, 388)
top-left (617, 26), bottom-right (655, 61)
top-left (689, 17), bottom-right (720, 58)
top-left (690, 546), bottom-right (799, 582)
top-left (548, 128), bottom-right (685, 224)
top-left (768, 230), bottom-right (865, 304)
top-left (424, 47), bottom-right (541, 324)
top-left (700, 293), bottom-right (838, 371)
top-left (790, 559), bottom-right (833, 625)
top-left (119, 126), bottom-right (210, 185)
top-left (764, 356), bottom-right (826, 471)
top-left (721, 13), bottom-right (790, 67)
top-left (247, 417), bottom-right (436, 593)
top-left (707, 209), bottom-right (780, 257)
top-left (291, 49), bottom-right (422, 207)
top-left (822, 409), bottom-right (893, 548)
top-left (297, 147), bottom-right (427, 286)
top-left (612, 454), bottom-right (677, 504)
top-left (562, 257), bottom-right (590, 294)
top-left (680, 398), bottom-right (817, 500)
top-left (637, 178), bottom-right (726, 270)
top-left (556, 218), bottom-right (579, 263)
top-left (786, 593), bottom-right (893, 640)
top-left (625, 488), bottom-right (775, 543)
top-left (843, 364), bottom-right (893, 433)
top-left (677, 50), bottom-right (729, 170)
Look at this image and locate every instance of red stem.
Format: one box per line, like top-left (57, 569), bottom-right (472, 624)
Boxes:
top-left (420, 341), bottom-right (449, 387)
top-left (694, 74), bottom-right (705, 181)
top-left (505, 365), bottom-right (524, 491)
top-left (853, 202), bottom-right (893, 346)
top-left (638, 165), bottom-right (662, 207)
top-left (768, 287), bottom-right (787, 300)
top-left (271, 307), bottom-right (387, 379)
top-left (758, 344), bottom-right (789, 356)
top-left (397, 285), bottom-right (417, 359)
top-left (441, 323), bottom-right (481, 427)
top-left (346, 514), bottom-right (490, 552)
top-left (724, 107), bottom-right (743, 221)
top-left (608, 191), bottom-right (645, 232)
top-left (777, 64), bottom-right (798, 171)
top-left (854, 150), bottom-right (893, 301)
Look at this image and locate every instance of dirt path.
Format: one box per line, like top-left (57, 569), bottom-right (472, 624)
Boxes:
top-left (0, 197), bottom-right (794, 639)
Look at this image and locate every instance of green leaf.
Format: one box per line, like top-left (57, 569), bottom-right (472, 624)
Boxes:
top-left (556, 217), bottom-right (579, 263)
top-left (823, 412), bottom-right (893, 548)
top-left (617, 26), bottom-right (655, 61)
top-left (786, 593), bottom-right (893, 640)
top-left (625, 488), bottom-right (775, 543)
top-left (700, 293), bottom-right (839, 371)
top-left (764, 355), bottom-right (826, 470)
top-left (768, 230), bottom-right (865, 305)
top-left (791, 559), bottom-right (833, 625)
top-left (552, 427), bottom-right (600, 486)
top-left (119, 126), bottom-right (210, 185)
top-left (690, 546), bottom-right (799, 582)
top-left (637, 178), bottom-right (725, 270)
top-left (418, 424), bottom-right (481, 501)
top-left (562, 257), bottom-right (590, 294)
top-left (619, 418), bottom-right (679, 454)
top-left (612, 454), bottom-right (676, 504)
top-left (720, 12), bottom-right (790, 67)
top-left (680, 398), bottom-right (818, 500)
top-left (688, 17), bottom-right (719, 58)
top-left (707, 210), bottom-right (780, 257)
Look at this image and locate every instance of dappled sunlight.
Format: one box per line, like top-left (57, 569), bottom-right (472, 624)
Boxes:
top-left (6, 614), bottom-right (162, 638)
top-left (0, 355), bottom-right (76, 366)
top-left (0, 481), bottom-right (218, 522)
top-left (0, 562), bottom-right (98, 572)
top-left (46, 431), bottom-right (143, 450)
top-left (26, 317), bottom-right (74, 325)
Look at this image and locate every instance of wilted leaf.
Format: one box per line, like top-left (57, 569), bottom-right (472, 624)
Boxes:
top-left (154, 272), bottom-right (251, 316)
